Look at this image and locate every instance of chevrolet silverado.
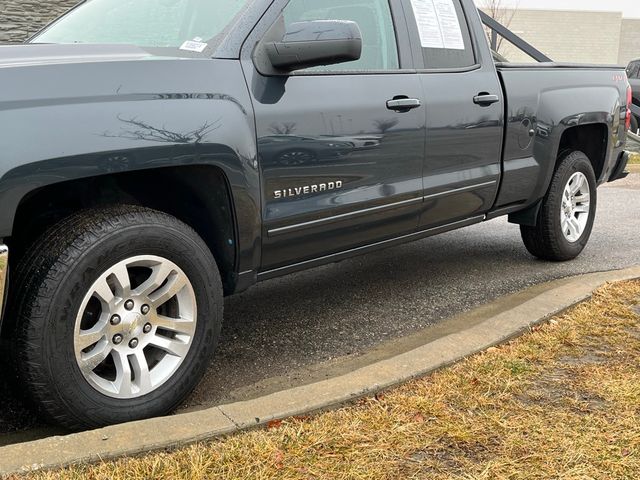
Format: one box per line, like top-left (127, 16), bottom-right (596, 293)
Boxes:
top-left (0, 0), bottom-right (633, 429)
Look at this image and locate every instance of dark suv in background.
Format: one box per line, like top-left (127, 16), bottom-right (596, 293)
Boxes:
top-left (628, 59), bottom-right (640, 135)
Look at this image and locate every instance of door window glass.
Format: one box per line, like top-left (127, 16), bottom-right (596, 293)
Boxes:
top-left (281, 0), bottom-right (399, 71)
top-left (407, 0), bottom-right (475, 69)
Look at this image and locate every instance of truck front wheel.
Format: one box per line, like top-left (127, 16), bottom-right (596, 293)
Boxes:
top-left (9, 206), bottom-right (222, 430)
top-left (520, 151), bottom-right (597, 261)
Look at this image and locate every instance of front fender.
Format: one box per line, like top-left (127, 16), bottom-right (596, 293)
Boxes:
top-left (0, 58), bottom-right (261, 274)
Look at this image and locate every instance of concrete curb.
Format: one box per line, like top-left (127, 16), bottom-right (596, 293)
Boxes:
top-left (2, 266), bottom-right (640, 475)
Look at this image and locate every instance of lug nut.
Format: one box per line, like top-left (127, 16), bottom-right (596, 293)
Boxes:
top-left (124, 300), bottom-right (135, 311)
top-left (110, 314), bottom-right (121, 326)
top-left (143, 323), bottom-right (152, 334)
top-left (141, 304), bottom-right (150, 315)
top-left (129, 338), bottom-right (139, 348)
top-left (112, 334), bottom-right (123, 345)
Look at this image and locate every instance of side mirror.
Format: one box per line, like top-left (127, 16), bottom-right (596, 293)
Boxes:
top-left (265, 20), bottom-right (362, 72)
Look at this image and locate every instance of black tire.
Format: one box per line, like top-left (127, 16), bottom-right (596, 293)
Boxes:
top-left (8, 205), bottom-right (222, 430)
top-left (520, 151), bottom-right (597, 262)
top-left (631, 114), bottom-right (639, 135)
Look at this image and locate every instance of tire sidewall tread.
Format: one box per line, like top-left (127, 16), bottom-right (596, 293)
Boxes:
top-left (10, 206), bottom-right (223, 430)
top-left (520, 151), bottom-right (597, 262)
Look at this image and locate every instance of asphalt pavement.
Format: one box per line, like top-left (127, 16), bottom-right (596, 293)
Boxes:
top-left (0, 173), bottom-right (638, 444)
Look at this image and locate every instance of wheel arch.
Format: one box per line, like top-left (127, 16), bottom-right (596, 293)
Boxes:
top-left (7, 165), bottom-right (241, 296)
top-left (509, 125), bottom-right (607, 228)
top-left (556, 123), bottom-right (609, 182)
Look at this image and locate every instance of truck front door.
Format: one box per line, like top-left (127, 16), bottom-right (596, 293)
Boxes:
top-left (245, 0), bottom-right (426, 272)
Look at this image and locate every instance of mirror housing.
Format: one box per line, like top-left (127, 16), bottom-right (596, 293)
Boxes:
top-left (265, 20), bottom-right (362, 72)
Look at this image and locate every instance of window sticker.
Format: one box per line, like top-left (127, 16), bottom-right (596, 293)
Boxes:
top-left (409, 0), bottom-right (465, 50)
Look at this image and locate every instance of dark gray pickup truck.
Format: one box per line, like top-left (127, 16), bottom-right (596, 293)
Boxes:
top-left (0, 0), bottom-right (633, 429)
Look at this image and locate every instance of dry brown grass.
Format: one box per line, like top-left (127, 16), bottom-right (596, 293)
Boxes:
top-left (13, 281), bottom-right (640, 480)
top-left (629, 152), bottom-right (640, 165)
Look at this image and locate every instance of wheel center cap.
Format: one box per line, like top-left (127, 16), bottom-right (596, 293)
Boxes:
top-left (121, 312), bottom-right (144, 337)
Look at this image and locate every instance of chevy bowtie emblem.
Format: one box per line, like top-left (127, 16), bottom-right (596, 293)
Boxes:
top-left (274, 181), bottom-right (343, 199)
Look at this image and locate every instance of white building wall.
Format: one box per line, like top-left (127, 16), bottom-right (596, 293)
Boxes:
top-left (619, 19), bottom-right (640, 65)
top-left (492, 9), bottom-right (623, 64)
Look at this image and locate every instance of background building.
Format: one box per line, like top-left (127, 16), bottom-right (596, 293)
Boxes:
top-left (1, 1), bottom-right (639, 66)
top-left (493, 8), bottom-right (640, 65)
top-left (617, 17), bottom-right (640, 65)
top-left (0, 0), bottom-right (76, 44)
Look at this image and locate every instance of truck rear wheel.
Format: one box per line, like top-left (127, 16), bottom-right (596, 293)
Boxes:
top-left (520, 151), bottom-right (597, 261)
top-left (9, 206), bottom-right (222, 430)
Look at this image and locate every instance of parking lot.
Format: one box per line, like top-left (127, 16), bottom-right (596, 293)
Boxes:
top-left (1, 172), bottom-right (638, 445)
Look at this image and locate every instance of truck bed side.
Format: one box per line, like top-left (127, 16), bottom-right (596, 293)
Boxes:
top-left (494, 64), bottom-right (628, 211)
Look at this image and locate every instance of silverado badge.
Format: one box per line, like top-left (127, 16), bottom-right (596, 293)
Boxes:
top-left (274, 181), bottom-right (343, 199)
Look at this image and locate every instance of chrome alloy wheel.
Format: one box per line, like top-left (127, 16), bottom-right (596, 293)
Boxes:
top-left (73, 255), bottom-right (197, 399)
top-left (560, 172), bottom-right (591, 243)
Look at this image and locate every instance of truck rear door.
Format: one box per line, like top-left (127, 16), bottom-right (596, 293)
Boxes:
top-left (402, 0), bottom-right (504, 227)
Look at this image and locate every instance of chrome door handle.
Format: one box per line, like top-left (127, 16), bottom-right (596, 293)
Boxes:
top-left (473, 94), bottom-right (500, 106)
top-left (387, 98), bottom-right (421, 112)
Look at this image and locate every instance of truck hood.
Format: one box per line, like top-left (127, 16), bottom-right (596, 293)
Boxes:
top-left (0, 44), bottom-right (251, 173)
top-left (0, 43), bottom-right (155, 68)
top-left (0, 43), bottom-right (224, 107)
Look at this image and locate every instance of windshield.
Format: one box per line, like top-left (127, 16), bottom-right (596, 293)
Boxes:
top-left (32, 0), bottom-right (251, 49)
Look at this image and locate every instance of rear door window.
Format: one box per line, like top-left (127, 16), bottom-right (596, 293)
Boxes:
top-left (405, 0), bottom-right (476, 69)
